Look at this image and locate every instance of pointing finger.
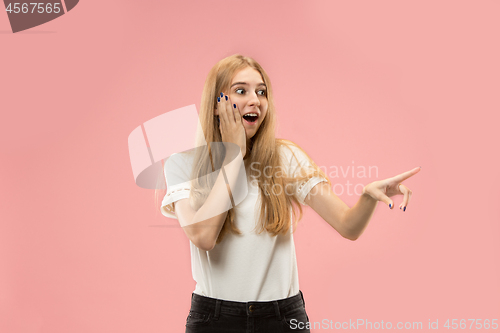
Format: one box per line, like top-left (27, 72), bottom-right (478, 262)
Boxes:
top-left (391, 166), bottom-right (421, 184)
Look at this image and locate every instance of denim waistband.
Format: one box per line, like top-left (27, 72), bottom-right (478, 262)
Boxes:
top-left (190, 290), bottom-right (306, 320)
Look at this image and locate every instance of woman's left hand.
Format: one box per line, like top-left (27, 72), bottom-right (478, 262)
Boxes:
top-left (362, 167), bottom-right (421, 211)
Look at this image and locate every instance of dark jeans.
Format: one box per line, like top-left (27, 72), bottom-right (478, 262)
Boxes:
top-left (184, 290), bottom-right (311, 333)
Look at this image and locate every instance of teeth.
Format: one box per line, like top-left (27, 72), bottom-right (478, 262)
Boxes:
top-left (244, 113), bottom-right (258, 117)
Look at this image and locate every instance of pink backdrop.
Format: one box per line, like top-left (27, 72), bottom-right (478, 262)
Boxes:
top-left (1, 0), bottom-right (499, 332)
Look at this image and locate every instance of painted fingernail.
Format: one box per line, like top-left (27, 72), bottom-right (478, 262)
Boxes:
top-left (225, 95), bottom-right (228, 101)
top-left (220, 93), bottom-right (223, 97)
top-left (217, 97), bottom-right (220, 102)
top-left (403, 206), bottom-right (406, 212)
top-left (389, 203), bottom-right (392, 209)
top-left (233, 104), bottom-right (236, 108)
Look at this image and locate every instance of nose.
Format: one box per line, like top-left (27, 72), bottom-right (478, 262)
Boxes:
top-left (248, 91), bottom-right (260, 107)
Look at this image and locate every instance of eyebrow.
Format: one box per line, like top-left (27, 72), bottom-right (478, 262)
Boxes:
top-left (230, 82), bottom-right (267, 88)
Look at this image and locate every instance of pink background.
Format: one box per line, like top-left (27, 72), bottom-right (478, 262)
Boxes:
top-left (1, 0), bottom-right (499, 332)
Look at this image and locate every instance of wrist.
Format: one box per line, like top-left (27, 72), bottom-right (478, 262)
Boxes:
top-left (362, 185), bottom-right (377, 201)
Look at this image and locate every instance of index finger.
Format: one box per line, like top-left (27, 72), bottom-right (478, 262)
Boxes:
top-left (219, 93), bottom-right (232, 124)
top-left (391, 166), bottom-right (421, 183)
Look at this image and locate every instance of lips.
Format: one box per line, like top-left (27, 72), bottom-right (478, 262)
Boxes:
top-left (243, 117), bottom-right (259, 125)
top-left (242, 112), bottom-right (259, 124)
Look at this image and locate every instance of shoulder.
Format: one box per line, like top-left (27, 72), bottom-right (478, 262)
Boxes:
top-left (276, 138), bottom-right (309, 162)
top-left (165, 150), bottom-right (195, 168)
top-left (164, 150), bottom-right (196, 183)
top-left (277, 138), bottom-right (300, 154)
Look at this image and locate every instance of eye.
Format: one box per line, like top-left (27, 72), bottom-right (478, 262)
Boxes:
top-left (234, 88), bottom-right (267, 96)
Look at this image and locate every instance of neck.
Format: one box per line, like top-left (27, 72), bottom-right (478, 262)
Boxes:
top-left (245, 138), bottom-right (253, 157)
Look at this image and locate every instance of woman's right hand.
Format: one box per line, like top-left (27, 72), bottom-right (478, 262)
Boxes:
top-left (216, 92), bottom-right (247, 158)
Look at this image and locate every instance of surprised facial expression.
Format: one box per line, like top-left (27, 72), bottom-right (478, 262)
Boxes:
top-left (227, 67), bottom-right (268, 141)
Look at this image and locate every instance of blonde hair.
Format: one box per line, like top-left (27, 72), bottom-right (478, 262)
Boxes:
top-left (155, 54), bottom-right (331, 244)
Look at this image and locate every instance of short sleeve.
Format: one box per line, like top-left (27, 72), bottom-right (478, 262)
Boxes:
top-left (160, 152), bottom-right (194, 219)
top-left (279, 143), bottom-right (329, 206)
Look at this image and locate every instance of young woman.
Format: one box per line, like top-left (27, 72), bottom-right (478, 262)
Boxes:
top-left (159, 54), bottom-right (420, 333)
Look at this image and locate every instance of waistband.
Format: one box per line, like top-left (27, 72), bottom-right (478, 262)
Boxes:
top-left (190, 290), bottom-right (306, 320)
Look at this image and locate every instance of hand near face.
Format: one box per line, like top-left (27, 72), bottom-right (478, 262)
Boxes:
top-left (216, 92), bottom-right (247, 158)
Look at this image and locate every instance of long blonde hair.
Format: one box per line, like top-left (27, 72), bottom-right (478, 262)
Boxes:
top-left (156, 54), bottom-right (331, 244)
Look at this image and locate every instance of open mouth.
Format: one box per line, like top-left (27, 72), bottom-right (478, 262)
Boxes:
top-left (242, 114), bottom-right (258, 124)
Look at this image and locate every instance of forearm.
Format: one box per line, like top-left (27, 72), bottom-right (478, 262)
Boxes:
top-left (342, 192), bottom-right (378, 240)
top-left (191, 156), bottom-right (244, 249)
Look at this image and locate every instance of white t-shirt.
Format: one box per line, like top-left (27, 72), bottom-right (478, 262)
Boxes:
top-left (161, 141), bottom-right (328, 302)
